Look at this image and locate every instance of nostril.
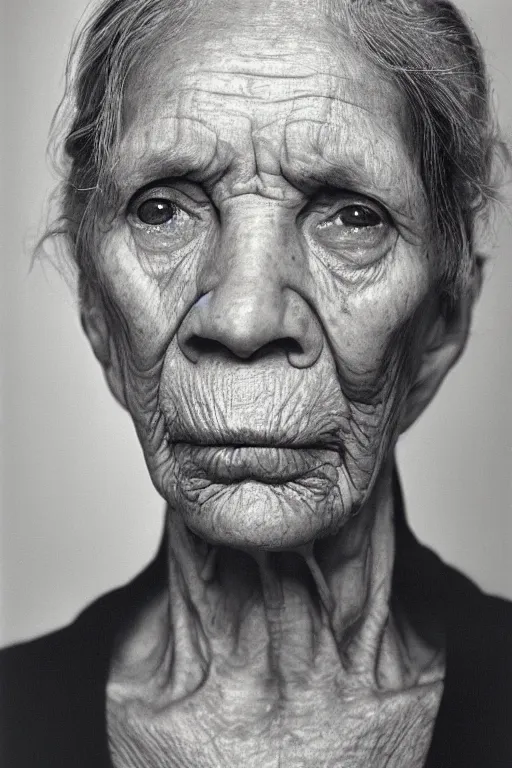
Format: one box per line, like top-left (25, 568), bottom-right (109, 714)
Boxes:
top-left (184, 336), bottom-right (231, 359)
top-left (250, 338), bottom-right (304, 361)
top-left (281, 337), bottom-right (304, 356)
top-left (183, 334), bottom-right (305, 363)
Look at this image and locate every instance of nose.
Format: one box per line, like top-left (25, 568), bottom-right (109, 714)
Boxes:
top-left (177, 203), bottom-right (323, 368)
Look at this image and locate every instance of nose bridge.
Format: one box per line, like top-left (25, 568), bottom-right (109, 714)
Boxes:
top-left (214, 198), bottom-right (294, 304)
top-left (178, 196), bottom-right (323, 366)
top-left (204, 199), bottom-right (298, 346)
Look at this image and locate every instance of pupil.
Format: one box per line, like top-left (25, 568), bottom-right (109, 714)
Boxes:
top-left (137, 199), bottom-right (174, 225)
top-left (341, 206), bottom-right (380, 227)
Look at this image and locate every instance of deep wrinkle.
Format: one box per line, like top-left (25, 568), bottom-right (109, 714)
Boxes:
top-left (115, 101), bottom-right (423, 221)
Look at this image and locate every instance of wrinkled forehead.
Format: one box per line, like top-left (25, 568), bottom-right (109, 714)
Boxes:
top-left (115, 1), bottom-right (423, 215)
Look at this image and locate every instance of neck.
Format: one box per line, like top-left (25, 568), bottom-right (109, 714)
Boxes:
top-left (109, 462), bottom-right (444, 708)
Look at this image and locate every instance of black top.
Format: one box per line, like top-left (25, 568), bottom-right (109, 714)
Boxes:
top-left (1, 504), bottom-right (512, 767)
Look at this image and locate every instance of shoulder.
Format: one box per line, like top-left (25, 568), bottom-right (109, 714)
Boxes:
top-left (0, 576), bottom-right (129, 691)
top-left (395, 522), bottom-right (512, 764)
top-left (430, 563), bottom-right (512, 766)
top-left (446, 568), bottom-right (512, 713)
top-left (0, 550), bottom-right (165, 767)
top-left (0, 603), bottom-right (112, 768)
top-left (0, 579), bottom-right (143, 768)
top-left (442, 563), bottom-right (512, 661)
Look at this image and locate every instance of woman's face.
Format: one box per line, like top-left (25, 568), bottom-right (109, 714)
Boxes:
top-left (83, 0), bottom-right (442, 550)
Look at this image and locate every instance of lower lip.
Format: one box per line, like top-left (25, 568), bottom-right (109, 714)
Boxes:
top-left (173, 444), bottom-right (340, 484)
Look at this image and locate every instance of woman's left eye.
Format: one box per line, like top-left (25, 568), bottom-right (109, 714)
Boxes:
top-left (311, 200), bottom-right (394, 267)
top-left (319, 204), bottom-right (384, 231)
top-left (136, 198), bottom-right (177, 226)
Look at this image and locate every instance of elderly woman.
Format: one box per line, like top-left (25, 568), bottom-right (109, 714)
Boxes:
top-left (2, 0), bottom-right (511, 766)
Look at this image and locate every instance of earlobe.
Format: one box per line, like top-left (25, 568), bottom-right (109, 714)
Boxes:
top-left (79, 277), bottom-right (127, 409)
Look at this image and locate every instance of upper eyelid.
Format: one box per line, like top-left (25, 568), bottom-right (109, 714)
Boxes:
top-left (326, 205), bottom-right (388, 229)
top-left (329, 198), bottom-right (389, 221)
top-left (127, 182), bottom-right (181, 210)
top-left (303, 187), bottom-right (390, 212)
top-left (302, 199), bottom-right (392, 231)
top-left (126, 179), bottom-right (213, 213)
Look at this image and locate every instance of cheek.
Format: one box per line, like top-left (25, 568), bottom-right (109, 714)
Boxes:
top-left (96, 228), bottom-right (202, 369)
top-left (311, 245), bottom-right (431, 397)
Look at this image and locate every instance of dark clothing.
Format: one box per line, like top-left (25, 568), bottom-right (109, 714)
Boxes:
top-left (2, 506), bottom-right (512, 767)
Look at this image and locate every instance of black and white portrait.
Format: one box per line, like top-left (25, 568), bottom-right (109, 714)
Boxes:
top-left (2, 1), bottom-right (512, 766)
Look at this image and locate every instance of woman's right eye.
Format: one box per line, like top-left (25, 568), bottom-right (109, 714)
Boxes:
top-left (127, 188), bottom-right (199, 247)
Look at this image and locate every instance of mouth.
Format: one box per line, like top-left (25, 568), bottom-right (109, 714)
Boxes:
top-left (172, 443), bottom-right (342, 485)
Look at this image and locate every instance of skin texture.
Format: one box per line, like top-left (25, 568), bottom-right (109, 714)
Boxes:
top-left (106, 472), bottom-right (445, 767)
top-left (79, 0), bottom-right (476, 764)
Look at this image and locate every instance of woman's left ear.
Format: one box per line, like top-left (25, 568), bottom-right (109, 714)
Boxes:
top-left (400, 262), bottom-right (483, 433)
top-left (79, 276), bottom-right (128, 409)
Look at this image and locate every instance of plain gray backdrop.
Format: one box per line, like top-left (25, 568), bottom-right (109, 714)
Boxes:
top-left (2, 0), bottom-right (512, 645)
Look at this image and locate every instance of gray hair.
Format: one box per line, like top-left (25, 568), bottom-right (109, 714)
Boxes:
top-left (49, 0), bottom-right (506, 303)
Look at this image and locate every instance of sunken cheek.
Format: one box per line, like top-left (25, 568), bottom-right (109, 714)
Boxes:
top-left (97, 226), bottom-right (206, 349)
top-left (306, 242), bottom-right (430, 385)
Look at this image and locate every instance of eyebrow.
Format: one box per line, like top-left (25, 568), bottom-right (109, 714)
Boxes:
top-left (112, 115), bottom-right (225, 196)
top-left (112, 148), bottom-right (224, 198)
top-left (281, 119), bottom-right (423, 214)
top-left (288, 157), bottom-right (416, 212)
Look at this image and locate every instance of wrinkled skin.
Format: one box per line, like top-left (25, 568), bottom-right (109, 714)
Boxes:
top-left (80, 0), bottom-right (475, 765)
